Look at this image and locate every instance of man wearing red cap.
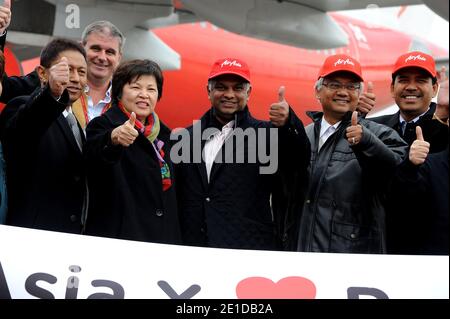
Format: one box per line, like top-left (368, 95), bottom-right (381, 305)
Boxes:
top-left (368, 51), bottom-right (449, 254)
top-left (370, 51), bottom-right (448, 152)
top-left (297, 54), bottom-right (407, 253)
top-left (174, 57), bottom-right (310, 250)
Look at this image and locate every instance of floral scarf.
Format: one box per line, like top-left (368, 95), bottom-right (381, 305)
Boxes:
top-left (118, 102), bottom-right (172, 191)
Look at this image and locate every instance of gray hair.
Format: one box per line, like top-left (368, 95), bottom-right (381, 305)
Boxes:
top-left (207, 79), bottom-right (251, 93)
top-left (314, 77), bottom-right (364, 94)
top-left (81, 21), bottom-right (125, 53)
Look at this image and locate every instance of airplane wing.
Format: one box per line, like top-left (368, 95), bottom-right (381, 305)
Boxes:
top-left (178, 0), bottom-right (448, 49)
top-left (6, 0), bottom-right (449, 65)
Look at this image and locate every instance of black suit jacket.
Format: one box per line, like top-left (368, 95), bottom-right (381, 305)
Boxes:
top-left (370, 103), bottom-right (448, 153)
top-left (175, 107), bottom-right (310, 251)
top-left (1, 71), bottom-right (40, 104)
top-left (391, 147), bottom-right (449, 255)
top-left (370, 103), bottom-right (449, 254)
top-left (0, 87), bottom-right (87, 233)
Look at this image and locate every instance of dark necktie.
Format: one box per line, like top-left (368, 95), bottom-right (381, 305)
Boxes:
top-left (402, 121), bottom-right (416, 146)
top-left (66, 112), bottom-right (83, 150)
top-left (65, 112), bottom-right (89, 231)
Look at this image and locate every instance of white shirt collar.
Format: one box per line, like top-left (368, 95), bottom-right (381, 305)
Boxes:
top-left (399, 107), bottom-right (430, 125)
top-left (320, 117), bottom-right (341, 138)
top-left (222, 120), bottom-right (235, 131)
top-left (62, 106), bottom-right (74, 118)
top-left (84, 82), bottom-right (112, 99)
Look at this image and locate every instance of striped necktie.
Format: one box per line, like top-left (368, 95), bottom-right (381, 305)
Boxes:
top-left (66, 112), bottom-right (83, 150)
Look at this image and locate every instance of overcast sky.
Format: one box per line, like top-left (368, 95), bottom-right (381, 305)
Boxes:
top-left (340, 5), bottom-right (449, 51)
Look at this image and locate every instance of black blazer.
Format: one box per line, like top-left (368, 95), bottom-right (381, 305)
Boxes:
top-left (370, 103), bottom-right (449, 254)
top-left (1, 72), bottom-right (40, 105)
top-left (391, 147), bottom-right (449, 255)
top-left (0, 87), bottom-right (87, 233)
top-left (175, 107), bottom-right (310, 251)
top-left (370, 103), bottom-right (448, 153)
top-left (84, 104), bottom-right (182, 244)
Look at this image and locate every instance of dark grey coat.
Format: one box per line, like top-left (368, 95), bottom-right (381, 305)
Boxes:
top-left (298, 111), bottom-right (408, 253)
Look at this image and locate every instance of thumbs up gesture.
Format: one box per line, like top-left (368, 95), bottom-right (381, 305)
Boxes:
top-left (49, 56), bottom-right (70, 99)
top-left (111, 112), bottom-right (139, 147)
top-left (409, 126), bottom-right (430, 165)
top-left (0, 0), bottom-right (11, 34)
top-left (269, 86), bottom-right (289, 127)
top-left (346, 111), bottom-right (363, 146)
top-left (356, 81), bottom-right (376, 116)
top-left (435, 66), bottom-right (449, 122)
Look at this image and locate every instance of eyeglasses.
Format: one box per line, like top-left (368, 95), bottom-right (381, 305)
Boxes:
top-left (322, 82), bottom-right (361, 92)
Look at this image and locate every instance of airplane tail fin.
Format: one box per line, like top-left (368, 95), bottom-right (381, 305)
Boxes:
top-left (340, 5), bottom-right (448, 56)
top-left (394, 5), bottom-right (435, 42)
top-left (346, 5), bottom-right (436, 41)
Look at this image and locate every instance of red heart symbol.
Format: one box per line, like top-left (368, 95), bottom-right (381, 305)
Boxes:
top-left (236, 276), bottom-right (316, 299)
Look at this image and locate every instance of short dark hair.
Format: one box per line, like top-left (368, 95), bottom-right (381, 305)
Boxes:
top-left (112, 59), bottom-right (164, 103)
top-left (40, 38), bottom-right (86, 69)
top-left (0, 50), bottom-right (4, 78)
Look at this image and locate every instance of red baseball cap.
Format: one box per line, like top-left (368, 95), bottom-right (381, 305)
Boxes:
top-left (392, 51), bottom-right (436, 77)
top-left (318, 54), bottom-right (364, 81)
top-left (208, 58), bottom-right (251, 83)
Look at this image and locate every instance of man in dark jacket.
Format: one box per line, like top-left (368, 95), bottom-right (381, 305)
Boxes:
top-left (173, 58), bottom-right (310, 250)
top-left (0, 38), bottom-right (88, 233)
top-left (298, 54), bottom-right (408, 254)
top-left (391, 125), bottom-right (448, 255)
top-left (368, 51), bottom-right (449, 254)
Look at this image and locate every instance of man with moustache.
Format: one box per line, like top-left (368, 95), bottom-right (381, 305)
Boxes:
top-left (368, 51), bottom-right (449, 254)
top-left (370, 51), bottom-right (448, 153)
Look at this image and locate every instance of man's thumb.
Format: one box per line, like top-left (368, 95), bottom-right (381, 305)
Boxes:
top-left (4, 0), bottom-right (11, 9)
top-left (437, 66), bottom-right (448, 82)
top-left (416, 125), bottom-right (424, 141)
top-left (351, 111), bottom-right (358, 126)
top-left (367, 81), bottom-right (374, 94)
top-left (278, 86), bottom-right (286, 103)
top-left (128, 112), bottom-right (136, 127)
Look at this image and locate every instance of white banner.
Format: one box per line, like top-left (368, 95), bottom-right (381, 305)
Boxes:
top-left (0, 225), bottom-right (448, 299)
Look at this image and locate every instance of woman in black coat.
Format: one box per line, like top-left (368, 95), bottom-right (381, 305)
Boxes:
top-left (84, 59), bottom-right (181, 244)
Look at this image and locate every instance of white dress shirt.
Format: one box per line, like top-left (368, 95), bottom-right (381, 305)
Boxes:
top-left (203, 120), bottom-right (235, 182)
top-left (85, 84), bottom-right (112, 121)
top-left (318, 117), bottom-right (341, 151)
